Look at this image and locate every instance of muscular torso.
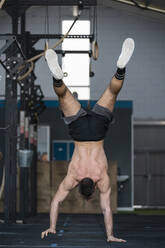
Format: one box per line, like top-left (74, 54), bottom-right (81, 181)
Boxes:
top-left (66, 140), bottom-right (109, 191)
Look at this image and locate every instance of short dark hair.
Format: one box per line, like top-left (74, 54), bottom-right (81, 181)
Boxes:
top-left (79, 177), bottom-right (95, 200)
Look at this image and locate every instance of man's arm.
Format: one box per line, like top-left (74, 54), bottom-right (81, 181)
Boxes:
top-left (49, 178), bottom-right (70, 229)
top-left (98, 174), bottom-right (126, 243)
top-left (41, 175), bottom-right (76, 239)
top-left (100, 187), bottom-right (113, 238)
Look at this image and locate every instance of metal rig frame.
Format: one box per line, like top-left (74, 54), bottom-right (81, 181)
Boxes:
top-left (0, 35), bottom-right (19, 223)
top-left (1, 0), bottom-right (97, 223)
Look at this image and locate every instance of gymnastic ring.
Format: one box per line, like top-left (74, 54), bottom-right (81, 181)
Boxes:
top-left (63, 72), bottom-right (68, 77)
top-left (92, 40), bottom-right (99, 60)
top-left (17, 61), bottom-right (34, 81)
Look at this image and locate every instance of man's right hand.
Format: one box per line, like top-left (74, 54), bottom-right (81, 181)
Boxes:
top-left (41, 228), bottom-right (56, 239)
top-left (107, 235), bottom-right (126, 243)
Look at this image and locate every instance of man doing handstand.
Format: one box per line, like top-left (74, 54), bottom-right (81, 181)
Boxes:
top-left (41, 38), bottom-right (135, 243)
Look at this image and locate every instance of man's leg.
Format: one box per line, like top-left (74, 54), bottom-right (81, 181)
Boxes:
top-left (97, 38), bottom-right (135, 112)
top-left (45, 49), bottom-right (81, 117)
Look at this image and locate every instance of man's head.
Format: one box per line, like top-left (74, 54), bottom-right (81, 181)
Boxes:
top-left (79, 177), bottom-right (95, 200)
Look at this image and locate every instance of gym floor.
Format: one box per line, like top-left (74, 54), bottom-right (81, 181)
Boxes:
top-left (0, 213), bottom-right (165, 248)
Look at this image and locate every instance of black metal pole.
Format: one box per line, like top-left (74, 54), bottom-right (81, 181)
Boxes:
top-left (29, 79), bottom-right (37, 215)
top-left (19, 15), bottom-right (30, 221)
top-left (4, 1), bottom-right (19, 223)
top-left (4, 57), bottom-right (18, 224)
top-left (30, 123), bottom-right (37, 216)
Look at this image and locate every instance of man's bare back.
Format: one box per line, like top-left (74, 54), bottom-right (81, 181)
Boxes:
top-left (68, 140), bottom-right (108, 185)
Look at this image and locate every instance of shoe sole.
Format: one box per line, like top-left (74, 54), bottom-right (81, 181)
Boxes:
top-left (45, 49), bottom-right (63, 80)
top-left (117, 38), bottom-right (135, 69)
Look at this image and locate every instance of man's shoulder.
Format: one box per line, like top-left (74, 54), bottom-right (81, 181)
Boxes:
top-left (97, 172), bottom-right (110, 193)
top-left (63, 173), bottom-right (78, 191)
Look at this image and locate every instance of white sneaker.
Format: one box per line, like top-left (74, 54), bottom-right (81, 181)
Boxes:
top-left (45, 49), bottom-right (64, 80)
top-left (117, 38), bottom-right (135, 69)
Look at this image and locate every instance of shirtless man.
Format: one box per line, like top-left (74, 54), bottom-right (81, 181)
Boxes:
top-left (41, 38), bottom-right (135, 243)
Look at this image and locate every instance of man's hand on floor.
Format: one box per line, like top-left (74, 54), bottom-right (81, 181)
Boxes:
top-left (107, 235), bottom-right (126, 243)
top-left (41, 227), bottom-right (56, 239)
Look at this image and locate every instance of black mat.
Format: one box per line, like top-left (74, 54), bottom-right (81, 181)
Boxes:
top-left (0, 214), bottom-right (165, 248)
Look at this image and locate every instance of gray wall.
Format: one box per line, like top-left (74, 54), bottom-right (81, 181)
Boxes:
top-left (92, 5), bottom-right (165, 120)
top-left (0, 2), bottom-right (165, 120)
top-left (134, 124), bottom-right (165, 206)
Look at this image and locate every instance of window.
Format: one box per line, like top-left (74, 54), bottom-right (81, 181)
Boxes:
top-left (62, 20), bottom-right (90, 100)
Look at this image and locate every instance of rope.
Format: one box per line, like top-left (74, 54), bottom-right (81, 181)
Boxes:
top-left (130, 0), bottom-right (147, 9)
top-left (0, 152), bottom-right (5, 200)
top-left (26, 15), bottom-right (79, 63)
top-left (0, 166), bottom-right (5, 199)
top-left (0, 0), bottom-right (5, 9)
top-left (92, 6), bottom-right (99, 60)
top-left (44, 3), bottom-right (50, 50)
top-left (10, 14), bottom-right (79, 81)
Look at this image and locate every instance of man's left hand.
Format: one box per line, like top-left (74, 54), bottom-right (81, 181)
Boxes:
top-left (107, 235), bottom-right (126, 243)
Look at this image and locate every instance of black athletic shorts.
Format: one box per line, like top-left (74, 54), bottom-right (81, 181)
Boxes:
top-left (62, 104), bottom-right (115, 142)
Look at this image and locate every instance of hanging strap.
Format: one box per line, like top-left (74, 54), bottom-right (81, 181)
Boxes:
top-left (26, 15), bottom-right (79, 63)
top-left (92, 6), bottom-right (99, 60)
top-left (0, 0), bottom-right (6, 9)
top-left (92, 40), bottom-right (99, 60)
top-left (17, 14), bottom-right (80, 81)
